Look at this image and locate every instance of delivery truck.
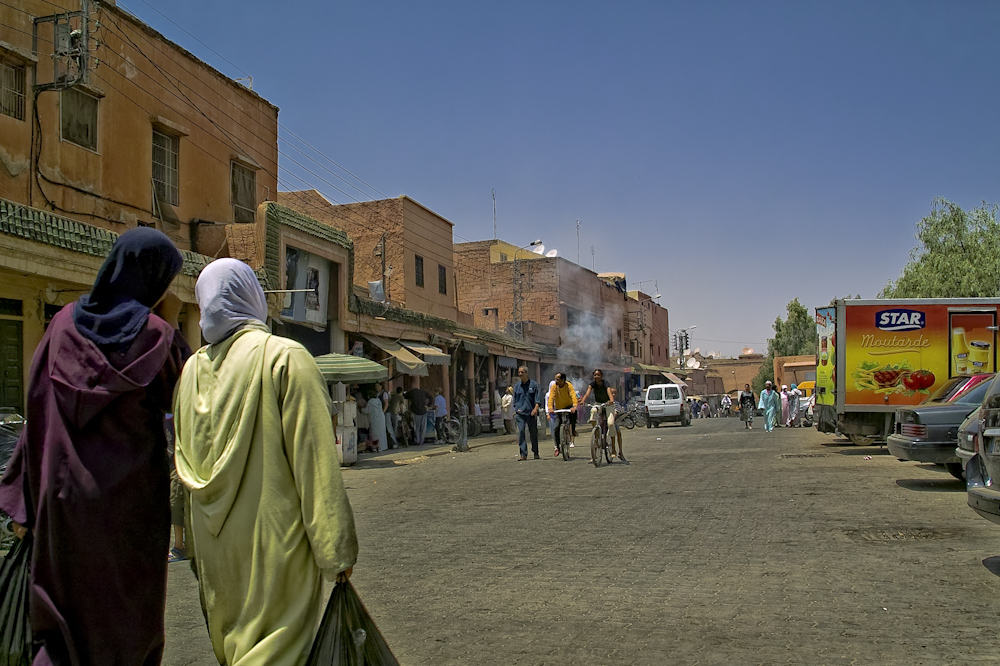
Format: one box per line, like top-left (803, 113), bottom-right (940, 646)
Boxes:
top-left (815, 298), bottom-right (998, 444)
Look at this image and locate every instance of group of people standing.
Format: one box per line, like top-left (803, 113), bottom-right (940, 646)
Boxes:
top-left (0, 229), bottom-right (358, 666)
top-left (737, 381), bottom-right (805, 432)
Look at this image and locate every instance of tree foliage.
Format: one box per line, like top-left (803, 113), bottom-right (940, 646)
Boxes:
top-left (879, 198), bottom-right (1000, 298)
top-left (752, 298), bottom-right (817, 393)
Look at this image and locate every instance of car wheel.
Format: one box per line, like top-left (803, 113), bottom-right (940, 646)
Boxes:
top-left (945, 462), bottom-right (965, 481)
top-left (848, 434), bottom-right (873, 446)
top-left (682, 414), bottom-right (691, 426)
top-left (653, 421), bottom-right (659, 428)
top-left (645, 418), bottom-right (651, 429)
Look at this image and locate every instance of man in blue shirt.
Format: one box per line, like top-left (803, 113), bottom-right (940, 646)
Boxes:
top-left (513, 365), bottom-right (542, 460)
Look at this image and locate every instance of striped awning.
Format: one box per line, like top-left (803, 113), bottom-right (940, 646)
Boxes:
top-left (402, 342), bottom-right (451, 366)
top-left (313, 353), bottom-right (388, 384)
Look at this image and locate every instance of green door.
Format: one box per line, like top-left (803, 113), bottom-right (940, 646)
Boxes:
top-left (0, 319), bottom-right (23, 413)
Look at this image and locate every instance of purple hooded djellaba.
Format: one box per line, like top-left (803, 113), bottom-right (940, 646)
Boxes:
top-left (0, 227), bottom-right (189, 666)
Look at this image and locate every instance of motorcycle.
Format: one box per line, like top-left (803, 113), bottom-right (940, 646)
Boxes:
top-left (0, 411), bottom-right (25, 551)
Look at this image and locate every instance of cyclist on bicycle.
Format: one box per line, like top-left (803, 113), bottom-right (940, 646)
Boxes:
top-left (580, 369), bottom-right (625, 463)
top-left (547, 372), bottom-right (578, 457)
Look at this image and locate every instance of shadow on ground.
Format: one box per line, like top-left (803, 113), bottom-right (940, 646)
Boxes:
top-left (895, 478), bottom-right (966, 493)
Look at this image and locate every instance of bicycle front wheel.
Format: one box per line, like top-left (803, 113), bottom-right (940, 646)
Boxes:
top-left (604, 440), bottom-right (613, 464)
top-left (443, 418), bottom-right (462, 444)
top-left (591, 429), bottom-right (603, 467)
top-left (561, 424), bottom-right (571, 460)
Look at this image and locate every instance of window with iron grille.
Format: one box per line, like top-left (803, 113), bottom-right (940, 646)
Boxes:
top-left (231, 161), bottom-right (256, 223)
top-left (61, 87), bottom-right (98, 151)
top-left (152, 130), bottom-right (179, 206)
top-left (0, 61), bottom-right (25, 121)
top-left (414, 255), bottom-right (424, 287)
top-left (438, 264), bottom-right (447, 295)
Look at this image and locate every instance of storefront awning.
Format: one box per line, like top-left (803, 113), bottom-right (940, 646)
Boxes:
top-left (314, 353), bottom-right (388, 384)
top-left (497, 356), bottom-right (519, 369)
top-left (663, 372), bottom-right (688, 387)
top-left (462, 339), bottom-right (489, 356)
top-left (363, 335), bottom-right (428, 376)
top-left (403, 342), bottom-right (451, 366)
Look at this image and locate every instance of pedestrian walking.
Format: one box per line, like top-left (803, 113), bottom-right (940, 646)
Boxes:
top-left (739, 384), bottom-right (756, 429)
top-left (759, 381), bottom-right (780, 432)
top-left (405, 385), bottom-right (430, 445)
top-left (513, 366), bottom-right (542, 460)
top-left (501, 386), bottom-right (515, 434)
top-left (362, 394), bottom-right (388, 452)
top-left (788, 383), bottom-right (801, 427)
top-left (0, 227), bottom-right (189, 666)
top-left (173, 258), bottom-right (358, 666)
top-left (166, 413), bottom-right (188, 563)
top-left (780, 385), bottom-right (790, 426)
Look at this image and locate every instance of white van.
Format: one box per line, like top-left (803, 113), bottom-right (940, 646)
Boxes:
top-left (643, 383), bottom-right (691, 427)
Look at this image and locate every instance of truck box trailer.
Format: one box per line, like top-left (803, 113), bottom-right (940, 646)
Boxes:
top-left (815, 298), bottom-right (997, 444)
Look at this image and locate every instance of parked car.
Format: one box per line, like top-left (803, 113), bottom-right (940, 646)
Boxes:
top-left (955, 406), bottom-right (981, 482)
top-left (886, 375), bottom-right (993, 479)
top-left (967, 374), bottom-right (1000, 525)
top-left (644, 383), bottom-right (691, 427)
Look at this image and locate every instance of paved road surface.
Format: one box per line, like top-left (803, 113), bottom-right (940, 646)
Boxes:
top-left (164, 418), bottom-right (1000, 665)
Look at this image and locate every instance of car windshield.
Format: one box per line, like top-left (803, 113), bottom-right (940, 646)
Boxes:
top-left (955, 380), bottom-right (991, 405)
top-left (924, 377), bottom-right (971, 404)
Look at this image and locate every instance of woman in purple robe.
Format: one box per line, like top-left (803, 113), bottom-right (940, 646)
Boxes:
top-left (0, 227), bottom-right (189, 666)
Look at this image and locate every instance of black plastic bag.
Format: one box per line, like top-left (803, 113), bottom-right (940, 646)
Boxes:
top-left (0, 531), bottom-right (32, 666)
top-left (306, 579), bottom-right (399, 666)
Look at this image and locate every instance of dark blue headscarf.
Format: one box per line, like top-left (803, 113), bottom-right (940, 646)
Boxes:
top-left (73, 227), bottom-right (183, 349)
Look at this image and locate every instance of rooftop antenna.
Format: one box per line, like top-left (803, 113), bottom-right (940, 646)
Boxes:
top-left (591, 245), bottom-right (595, 271)
top-left (492, 188), bottom-right (497, 240)
top-left (576, 219), bottom-right (580, 264)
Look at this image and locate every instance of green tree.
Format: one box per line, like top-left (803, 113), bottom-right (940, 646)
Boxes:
top-left (752, 298), bottom-right (817, 393)
top-left (879, 198), bottom-right (1000, 298)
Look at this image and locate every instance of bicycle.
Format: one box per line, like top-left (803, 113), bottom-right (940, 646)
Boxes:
top-left (590, 403), bottom-right (613, 467)
top-left (552, 408), bottom-right (574, 461)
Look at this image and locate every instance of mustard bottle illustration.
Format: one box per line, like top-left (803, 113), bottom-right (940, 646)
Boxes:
top-left (953, 327), bottom-right (969, 374)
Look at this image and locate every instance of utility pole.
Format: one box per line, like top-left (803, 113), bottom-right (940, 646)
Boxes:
top-left (492, 188), bottom-right (497, 240)
top-left (591, 245), bottom-right (595, 271)
top-left (576, 220), bottom-right (580, 265)
top-left (33, 0), bottom-right (94, 91)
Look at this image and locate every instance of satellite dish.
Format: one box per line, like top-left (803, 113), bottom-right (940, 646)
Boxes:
top-left (742, 347), bottom-right (754, 355)
top-left (708, 351), bottom-right (720, 359)
top-left (692, 360), bottom-right (702, 369)
top-left (531, 244), bottom-right (545, 255)
top-left (693, 347), bottom-right (701, 355)
top-left (685, 357), bottom-right (698, 369)
top-left (676, 357), bottom-right (683, 365)
top-left (545, 249), bottom-right (558, 257)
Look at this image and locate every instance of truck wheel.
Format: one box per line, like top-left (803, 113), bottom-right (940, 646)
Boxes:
top-left (848, 434), bottom-right (873, 446)
top-left (945, 462), bottom-right (965, 481)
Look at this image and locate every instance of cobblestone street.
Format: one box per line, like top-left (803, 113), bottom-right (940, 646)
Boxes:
top-left (165, 419), bottom-right (1000, 664)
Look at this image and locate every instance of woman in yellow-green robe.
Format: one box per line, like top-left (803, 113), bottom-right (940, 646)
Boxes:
top-left (174, 258), bottom-right (358, 666)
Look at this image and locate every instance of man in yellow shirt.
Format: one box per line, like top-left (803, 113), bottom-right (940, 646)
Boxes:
top-left (547, 372), bottom-right (578, 457)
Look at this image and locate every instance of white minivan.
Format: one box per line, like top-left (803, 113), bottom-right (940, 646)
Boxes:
top-left (644, 383), bottom-right (691, 427)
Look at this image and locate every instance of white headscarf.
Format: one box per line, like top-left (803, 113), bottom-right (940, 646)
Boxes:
top-left (196, 258), bottom-right (268, 344)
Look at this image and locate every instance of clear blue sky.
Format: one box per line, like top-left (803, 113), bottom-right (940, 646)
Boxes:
top-left (123, 0), bottom-right (1000, 358)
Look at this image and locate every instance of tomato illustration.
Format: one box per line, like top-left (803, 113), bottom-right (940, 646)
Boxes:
top-left (902, 373), bottom-right (921, 391)
top-left (909, 370), bottom-right (935, 390)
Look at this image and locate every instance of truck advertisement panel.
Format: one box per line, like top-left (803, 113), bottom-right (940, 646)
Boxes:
top-left (815, 307), bottom-right (835, 407)
top-left (844, 304), bottom-right (996, 406)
